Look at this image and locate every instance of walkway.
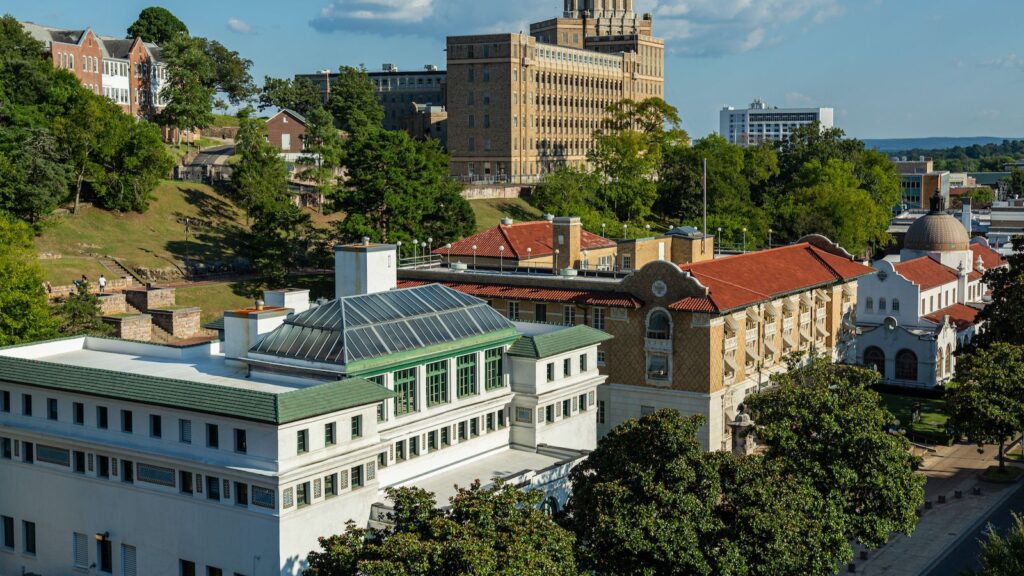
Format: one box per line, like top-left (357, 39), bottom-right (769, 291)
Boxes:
top-left (850, 442), bottom-right (1021, 575)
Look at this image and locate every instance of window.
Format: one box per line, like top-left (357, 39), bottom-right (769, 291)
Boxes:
top-left (641, 405), bottom-right (657, 417)
top-left (563, 358), bottom-right (572, 377)
top-left (22, 441), bottom-right (33, 463)
top-left (507, 301), bottom-right (520, 320)
top-left (325, 474), bottom-right (337, 497)
top-left (563, 306), bottom-right (576, 326)
top-left (350, 416), bottom-right (362, 439)
top-left (441, 427), bottom-right (451, 446)
top-left (395, 440), bottom-right (406, 461)
top-left (879, 298), bottom-right (887, 311)
top-left (206, 423), bottom-right (218, 448)
top-left (97, 455), bottom-right (109, 478)
top-left (486, 412), bottom-right (495, 431)
top-left (562, 399), bottom-right (572, 417)
top-left (545, 405), bottom-right (555, 423)
top-left (484, 348), bottom-right (503, 390)
top-left (235, 482), bottom-right (248, 506)
top-left (0, 391), bottom-right (9, 412)
top-left (470, 418), bottom-right (479, 437)
top-left (646, 354), bottom-right (669, 381)
top-left (98, 537), bottom-right (113, 573)
top-left (297, 429), bottom-right (308, 454)
top-left (180, 471), bottom-right (194, 494)
top-left (234, 428), bottom-right (247, 453)
top-left (121, 460), bottom-right (134, 483)
top-left (137, 463), bottom-right (175, 487)
top-left (1, 516), bottom-right (12, 549)
top-left (864, 347), bottom-right (885, 375)
top-left (535, 304), bottom-right (547, 322)
top-left (324, 422), bottom-right (336, 446)
top-left (597, 400), bottom-right (606, 424)
top-left (426, 361), bottom-right (449, 407)
top-left (22, 394), bottom-right (32, 416)
top-left (150, 415), bottom-right (162, 437)
top-left (892, 299), bottom-right (901, 312)
top-left (207, 568), bottom-right (223, 576)
top-left (181, 560), bottom-right (197, 576)
top-left (592, 308), bottom-right (606, 330)
top-left (122, 544), bottom-right (137, 576)
top-left (122, 410), bottom-right (133, 433)
top-left (23, 520), bottom-right (35, 554)
top-left (866, 297), bottom-right (873, 311)
top-left (47, 398), bottom-right (58, 420)
top-left (498, 409), bottom-right (506, 427)
top-left (896, 349), bottom-right (919, 381)
top-left (427, 430), bottom-right (438, 451)
top-left (206, 475), bottom-right (220, 500)
top-left (410, 436), bottom-right (420, 457)
top-left (458, 421), bottom-right (467, 440)
top-left (457, 354), bottom-right (478, 397)
top-left (546, 363), bottom-right (555, 382)
top-left (74, 450), bottom-right (86, 473)
top-left (394, 368), bottom-right (418, 416)
top-left (516, 407), bottom-right (533, 423)
top-left (179, 419), bottom-right (191, 443)
top-left (647, 311), bottom-right (671, 340)
top-left (578, 394), bottom-right (588, 412)
top-left (579, 354), bottom-right (588, 372)
top-left (351, 465), bottom-right (364, 489)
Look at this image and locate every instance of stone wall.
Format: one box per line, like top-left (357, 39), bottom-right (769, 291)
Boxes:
top-left (460, 185), bottom-right (532, 200)
top-left (47, 277), bottom-right (135, 301)
top-left (96, 293), bottom-right (127, 316)
top-left (149, 308), bottom-right (201, 339)
top-left (125, 288), bottom-right (177, 313)
top-left (102, 314), bottom-right (152, 342)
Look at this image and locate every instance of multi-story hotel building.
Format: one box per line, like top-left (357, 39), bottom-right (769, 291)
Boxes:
top-left (21, 22), bottom-right (169, 119)
top-left (406, 220), bottom-right (874, 450)
top-left (0, 242), bottom-right (607, 575)
top-left (720, 98), bottom-right (834, 147)
top-left (446, 0), bottom-right (665, 182)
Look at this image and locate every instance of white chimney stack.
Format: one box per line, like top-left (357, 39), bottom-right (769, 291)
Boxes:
top-left (335, 242), bottom-right (398, 299)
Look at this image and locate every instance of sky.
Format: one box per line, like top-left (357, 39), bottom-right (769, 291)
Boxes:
top-left (11, 0), bottom-right (1024, 139)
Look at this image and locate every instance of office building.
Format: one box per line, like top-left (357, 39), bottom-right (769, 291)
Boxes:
top-left (720, 99), bottom-right (834, 147)
top-left (446, 0), bottom-right (665, 182)
top-left (0, 242), bottom-right (607, 575)
top-left (893, 157), bottom-right (951, 210)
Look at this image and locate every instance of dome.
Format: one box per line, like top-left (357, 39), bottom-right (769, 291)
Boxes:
top-left (904, 192), bottom-right (970, 252)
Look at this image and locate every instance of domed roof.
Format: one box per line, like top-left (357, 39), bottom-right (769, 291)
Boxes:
top-left (905, 192), bottom-right (970, 252)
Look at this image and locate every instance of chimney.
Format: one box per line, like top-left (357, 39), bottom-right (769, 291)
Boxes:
top-left (264, 289), bottom-right (311, 315)
top-left (961, 196), bottom-right (972, 235)
top-left (553, 217), bottom-right (582, 271)
top-left (335, 242), bottom-right (397, 299)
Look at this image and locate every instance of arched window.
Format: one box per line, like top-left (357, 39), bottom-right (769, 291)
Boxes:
top-left (946, 343), bottom-right (954, 374)
top-left (866, 297), bottom-right (874, 311)
top-left (647, 310), bottom-right (671, 340)
top-left (879, 298), bottom-right (887, 311)
top-left (896, 349), bottom-right (919, 381)
top-left (936, 349), bottom-right (944, 377)
top-left (864, 347), bottom-right (885, 375)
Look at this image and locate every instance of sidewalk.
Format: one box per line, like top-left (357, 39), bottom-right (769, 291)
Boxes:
top-left (849, 442), bottom-right (1021, 575)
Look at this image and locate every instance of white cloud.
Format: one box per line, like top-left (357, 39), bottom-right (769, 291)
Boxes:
top-left (983, 53), bottom-right (1024, 69)
top-left (226, 17), bottom-right (253, 34)
top-left (310, 0), bottom-right (840, 56)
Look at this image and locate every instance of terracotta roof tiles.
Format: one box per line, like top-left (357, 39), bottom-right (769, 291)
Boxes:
top-left (894, 257), bottom-right (959, 291)
top-left (924, 303), bottom-right (981, 331)
top-left (396, 280), bottom-right (642, 309)
top-left (438, 221), bottom-right (615, 260)
top-left (970, 242), bottom-right (1007, 270)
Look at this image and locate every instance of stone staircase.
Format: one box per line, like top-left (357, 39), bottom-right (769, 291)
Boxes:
top-left (98, 256), bottom-right (145, 286)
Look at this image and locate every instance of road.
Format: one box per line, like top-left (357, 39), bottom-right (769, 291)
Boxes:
top-left (924, 480), bottom-right (1024, 575)
top-left (191, 144), bottom-right (234, 166)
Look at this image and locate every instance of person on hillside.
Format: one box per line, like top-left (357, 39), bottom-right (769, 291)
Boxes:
top-left (98, 275), bottom-right (107, 292)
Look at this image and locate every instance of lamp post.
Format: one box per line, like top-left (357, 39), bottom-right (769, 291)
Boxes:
top-left (412, 238), bottom-right (418, 263)
top-left (717, 227), bottom-right (722, 257)
top-left (554, 249), bottom-right (560, 274)
top-left (472, 245), bottom-right (477, 270)
top-left (742, 227), bottom-right (747, 253)
top-left (768, 228), bottom-right (773, 248)
top-left (601, 222), bottom-right (606, 238)
top-left (499, 245), bottom-right (505, 274)
top-left (427, 237), bottom-right (433, 262)
top-left (582, 249), bottom-right (588, 275)
top-left (445, 243), bottom-right (452, 267)
top-left (526, 247), bottom-right (532, 274)
top-left (645, 224), bottom-right (651, 236)
top-left (622, 223), bottom-right (627, 239)
top-left (396, 241), bottom-right (402, 263)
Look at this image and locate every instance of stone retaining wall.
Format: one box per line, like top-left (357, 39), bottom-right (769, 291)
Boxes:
top-left (48, 277), bottom-right (135, 301)
top-left (96, 293), bottom-right (127, 316)
top-left (102, 314), bottom-right (152, 342)
top-left (125, 288), bottom-right (176, 313)
top-left (460, 185), bottom-right (533, 200)
top-left (149, 308), bottom-right (201, 339)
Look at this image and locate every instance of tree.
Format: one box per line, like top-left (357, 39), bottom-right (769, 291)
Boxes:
top-left (744, 356), bottom-right (925, 550)
top-left (1010, 168), bottom-right (1024, 199)
top-left (975, 237), bottom-right (1024, 347)
top-left (55, 282), bottom-right (112, 336)
top-left (158, 35), bottom-right (215, 147)
top-left (0, 127), bottom-right (69, 223)
top-left (298, 106), bottom-right (343, 210)
top-left (564, 409), bottom-right (848, 576)
top-left (336, 129), bottom-right (474, 244)
top-left (305, 482), bottom-right (580, 576)
top-left (90, 112), bottom-right (174, 212)
top-left (0, 215), bottom-right (59, 346)
top-left (259, 76), bottom-right (325, 118)
top-left (946, 343), bottom-right (1024, 473)
top-left (531, 167), bottom-right (607, 229)
top-left (970, 513), bottom-right (1024, 576)
top-left (201, 39), bottom-right (256, 105)
top-left (51, 87), bottom-right (110, 214)
top-left (328, 66), bottom-right (385, 135)
top-left (127, 7), bottom-right (188, 45)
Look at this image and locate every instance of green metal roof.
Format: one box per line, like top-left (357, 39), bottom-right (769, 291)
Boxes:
top-left (506, 325), bottom-right (612, 359)
top-left (0, 355), bottom-right (392, 425)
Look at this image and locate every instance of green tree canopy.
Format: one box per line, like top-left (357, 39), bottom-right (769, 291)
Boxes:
top-left (127, 7), bottom-right (189, 45)
top-left (328, 66), bottom-right (385, 135)
top-left (158, 35), bottom-right (216, 145)
top-left (259, 76), bottom-right (325, 118)
top-left (971, 513), bottom-right (1024, 575)
top-left (55, 282), bottom-right (112, 337)
top-left (304, 482), bottom-right (580, 576)
top-left (0, 215), bottom-right (58, 345)
top-left (975, 238), bottom-right (1024, 348)
top-left (946, 343), bottom-right (1024, 472)
top-left (298, 106), bottom-right (344, 207)
top-left (744, 356), bottom-right (925, 549)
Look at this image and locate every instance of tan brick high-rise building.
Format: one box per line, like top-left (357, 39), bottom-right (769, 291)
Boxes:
top-left (446, 0), bottom-right (665, 182)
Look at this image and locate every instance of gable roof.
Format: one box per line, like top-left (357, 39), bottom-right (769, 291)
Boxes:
top-left (0, 354), bottom-right (392, 425)
top-left (507, 325), bottom-right (612, 359)
top-left (669, 243), bottom-right (873, 313)
top-left (924, 303), bottom-right (981, 331)
top-left (271, 108), bottom-right (307, 126)
top-left (397, 279), bottom-right (642, 309)
top-left (21, 22), bottom-right (88, 47)
top-left (894, 256), bottom-right (959, 291)
top-left (970, 241), bottom-right (1007, 270)
top-left (439, 221), bottom-right (616, 260)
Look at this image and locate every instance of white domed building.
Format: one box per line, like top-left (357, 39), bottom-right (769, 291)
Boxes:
top-left (852, 191), bottom-right (1007, 388)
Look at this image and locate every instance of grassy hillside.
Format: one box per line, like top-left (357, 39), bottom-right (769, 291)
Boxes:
top-left (36, 181), bottom-right (248, 284)
top-left (469, 198), bottom-right (543, 232)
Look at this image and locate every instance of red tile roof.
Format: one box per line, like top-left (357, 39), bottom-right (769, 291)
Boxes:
top-left (894, 257), bottom-right (959, 291)
top-left (437, 221), bottom-right (616, 259)
top-left (396, 280), bottom-right (642, 309)
top-left (970, 242), bottom-right (1007, 270)
top-left (669, 243), bottom-right (874, 313)
top-left (924, 303), bottom-right (981, 331)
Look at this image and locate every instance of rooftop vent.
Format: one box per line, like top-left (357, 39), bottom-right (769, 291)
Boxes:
top-left (500, 217), bottom-right (514, 226)
top-left (255, 300), bottom-right (265, 311)
top-left (544, 213), bottom-right (555, 221)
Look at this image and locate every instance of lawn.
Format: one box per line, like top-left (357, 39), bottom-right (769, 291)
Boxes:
top-left (879, 392), bottom-right (951, 445)
top-left (40, 256), bottom-right (114, 286)
top-left (469, 198), bottom-right (543, 232)
top-left (35, 180), bottom-right (248, 284)
top-left (174, 274), bottom-right (335, 325)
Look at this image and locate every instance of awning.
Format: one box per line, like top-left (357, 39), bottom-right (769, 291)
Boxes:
top-left (723, 315), bottom-right (739, 334)
top-left (764, 302), bottom-right (780, 318)
top-left (746, 308), bottom-right (761, 324)
top-left (783, 332), bottom-right (796, 350)
top-left (783, 298), bottom-right (799, 314)
top-left (724, 353), bottom-right (738, 376)
top-left (745, 346), bottom-right (759, 366)
top-left (815, 322), bottom-right (829, 338)
top-left (815, 289), bottom-right (832, 303)
top-left (765, 336), bottom-right (778, 354)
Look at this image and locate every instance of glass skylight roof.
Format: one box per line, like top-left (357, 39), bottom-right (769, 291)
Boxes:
top-left (250, 284), bottom-right (515, 366)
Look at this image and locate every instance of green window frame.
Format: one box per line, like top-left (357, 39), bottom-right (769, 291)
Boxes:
top-left (324, 422), bottom-right (336, 446)
top-left (351, 415), bottom-right (362, 439)
top-left (426, 361), bottom-right (449, 407)
top-left (580, 354), bottom-right (588, 372)
top-left (368, 376), bottom-right (386, 422)
top-left (297, 429), bottom-right (308, 454)
top-left (484, 348), bottom-right (504, 390)
top-left (457, 354), bottom-right (478, 398)
top-left (393, 368), bottom-right (418, 416)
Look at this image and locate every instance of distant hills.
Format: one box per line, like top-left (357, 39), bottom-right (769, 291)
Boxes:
top-left (863, 137), bottom-right (1024, 153)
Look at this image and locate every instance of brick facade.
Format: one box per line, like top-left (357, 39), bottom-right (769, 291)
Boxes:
top-left (266, 110), bottom-right (307, 153)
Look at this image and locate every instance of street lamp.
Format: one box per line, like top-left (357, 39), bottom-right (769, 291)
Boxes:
top-left (601, 223), bottom-right (606, 238)
top-left (742, 227), bottom-right (748, 253)
top-left (396, 241), bottom-right (402, 262)
top-left (768, 228), bottom-right (773, 248)
top-left (427, 237), bottom-right (433, 260)
top-left (421, 241), bottom-right (427, 264)
top-left (582, 249), bottom-right (588, 275)
top-left (445, 243), bottom-right (452, 267)
top-left (716, 227), bottom-right (722, 257)
top-left (622, 223), bottom-right (627, 239)
top-left (499, 245), bottom-right (505, 274)
top-left (472, 245), bottom-right (477, 270)
top-left (526, 247), bottom-right (532, 274)
top-left (412, 238), bottom-right (418, 263)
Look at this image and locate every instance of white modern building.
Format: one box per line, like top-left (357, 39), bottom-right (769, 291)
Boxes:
top-left (0, 242), bottom-right (608, 576)
top-left (720, 98), bottom-right (834, 147)
top-left (852, 192), bottom-right (1007, 388)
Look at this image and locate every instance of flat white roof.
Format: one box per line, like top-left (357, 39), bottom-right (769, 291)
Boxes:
top-left (0, 337), bottom-right (315, 394)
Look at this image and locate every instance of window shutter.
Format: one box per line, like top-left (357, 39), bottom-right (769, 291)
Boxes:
top-left (111, 458), bottom-right (118, 477)
top-left (367, 461), bottom-right (376, 480)
top-left (313, 479), bottom-right (322, 499)
top-left (223, 479), bottom-right (230, 499)
top-left (121, 544), bottom-right (137, 576)
top-left (73, 532), bottom-right (89, 568)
